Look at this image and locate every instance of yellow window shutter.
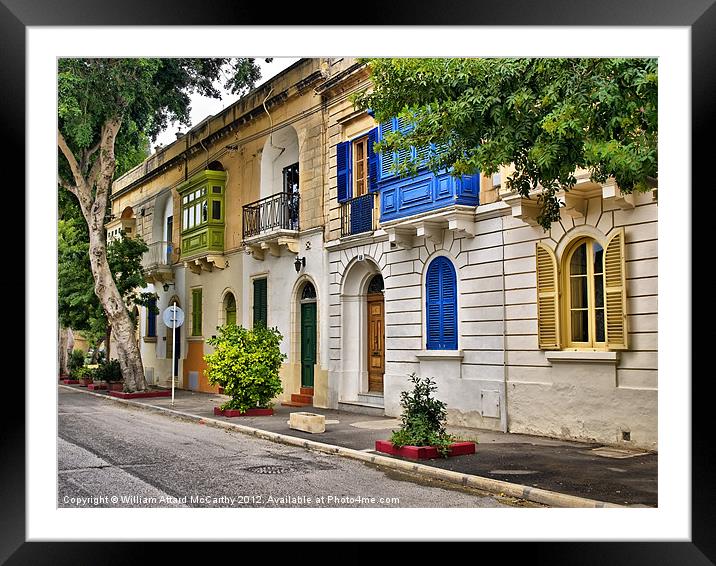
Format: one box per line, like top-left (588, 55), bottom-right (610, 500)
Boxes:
top-left (604, 227), bottom-right (628, 350)
top-left (535, 242), bottom-right (560, 350)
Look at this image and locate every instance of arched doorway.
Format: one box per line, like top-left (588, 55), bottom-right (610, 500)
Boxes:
top-left (366, 274), bottom-right (385, 392)
top-left (300, 282), bottom-right (317, 388)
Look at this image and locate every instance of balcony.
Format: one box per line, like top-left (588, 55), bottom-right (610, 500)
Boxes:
top-left (378, 170), bottom-right (480, 250)
top-left (242, 191), bottom-right (300, 260)
top-left (340, 193), bottom-right (378, 237)
top-left (141, 241), bottom-right (175, 284)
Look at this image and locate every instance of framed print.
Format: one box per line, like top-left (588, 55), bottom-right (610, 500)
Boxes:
top-left (10, 0), bottom-right (713, 562)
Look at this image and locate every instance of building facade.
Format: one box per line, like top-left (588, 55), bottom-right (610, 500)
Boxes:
top-left (110, 58), bottom-right (658, 450)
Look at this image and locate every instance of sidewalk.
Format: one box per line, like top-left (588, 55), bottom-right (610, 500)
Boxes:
top-left (59, 385), bottom-right (657, 508)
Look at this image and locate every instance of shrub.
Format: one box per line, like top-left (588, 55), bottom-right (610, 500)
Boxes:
top-left (74, 366), bottom-right (94, 381)
top-left (68, 349), bottom-right (85, 374)
top-left (390, 373), bottom-right (456, 457)
top-left (96, 359), bottom-right (122, 383)
top-left (205, 324), bottom-right (286, 413)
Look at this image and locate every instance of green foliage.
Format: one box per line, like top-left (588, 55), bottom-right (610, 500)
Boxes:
top-left (354, 58), bottom-right (658, 230)
top-left (68, 349), bottom-right (86, 372)
top-left (205, 324), bottom-right (287, 413)
top-left (96, 359), bottom-right (123, 383)
top-left (73, 365), bottom-right (95, 381)
top-left (390, 373), bottom-right (455, 457)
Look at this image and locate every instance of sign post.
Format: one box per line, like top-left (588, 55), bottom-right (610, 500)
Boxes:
top-left (162, 303), bottom-right (185, 406)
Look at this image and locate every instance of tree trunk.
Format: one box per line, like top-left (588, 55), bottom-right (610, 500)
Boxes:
top-left (88, 225), bottom-right (146, 391)
top-left (58, 326), bottom-right (69, 376)
top-left (105, 324), bottom-right (112, 361)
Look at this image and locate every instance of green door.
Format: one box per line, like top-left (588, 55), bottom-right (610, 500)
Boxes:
top-left (301, 302), bottom-right (316, 387)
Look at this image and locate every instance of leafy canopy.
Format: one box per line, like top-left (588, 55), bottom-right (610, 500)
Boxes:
top-left (353, 58), bottom-right (657, 229)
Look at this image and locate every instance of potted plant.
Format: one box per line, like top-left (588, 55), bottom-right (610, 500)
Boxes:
top-left (75, 365), bottom-right (94, 387)
top-left (100, 359), bottom-right (124, 391)
top-left (61, 349), bottom-right (85, 384)
top-left (376, 373), bottom-right (476, 460)
top-left (205, 324), bottom-right (286, 417)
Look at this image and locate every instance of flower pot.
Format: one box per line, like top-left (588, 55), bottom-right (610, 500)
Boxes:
top-left (87, 382), bottom-right (107, 391)
top-left (375, 440), bottom-right (476, 460)
top-left (214, 407), bottom-right (274, 417)
top-left (107, 382), bottom-right (124, 391)
top-left (79, 378), bottom-right (93, 387)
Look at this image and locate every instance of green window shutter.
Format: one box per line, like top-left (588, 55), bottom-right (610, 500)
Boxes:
top-left (604, 228), bottom-right (628, 350)
top-left (192, 288), bottom-right (202, 336)
top-left (536, 243), bottom-right (561, 349)
top-left (253, 278), bottom-right (267, 327)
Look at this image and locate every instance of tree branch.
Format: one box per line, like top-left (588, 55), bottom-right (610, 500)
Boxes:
top-left (57, 130), bottom-right (87, 190)
top-left (81, 139), bottom-right (102, 175)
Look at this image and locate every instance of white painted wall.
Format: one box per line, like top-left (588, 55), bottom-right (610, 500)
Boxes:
top-left (259, 126), bottom-right (299, 199)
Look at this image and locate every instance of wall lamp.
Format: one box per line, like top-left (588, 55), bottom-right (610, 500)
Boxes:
top-left (163, 282), bottom-right (175, 292)
top-left (294, 256), bottom-right (306, 273)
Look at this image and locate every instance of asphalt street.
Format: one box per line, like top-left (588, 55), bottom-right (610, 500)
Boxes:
top-left (58, 388), bottom-right (531, 509)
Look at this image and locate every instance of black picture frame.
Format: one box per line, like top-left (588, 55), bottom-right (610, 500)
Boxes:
top-left (9, 0), bottom-right (710, 562)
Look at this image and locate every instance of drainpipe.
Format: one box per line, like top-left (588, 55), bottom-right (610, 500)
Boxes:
top-left (500, 213), bottom-right (509, 433)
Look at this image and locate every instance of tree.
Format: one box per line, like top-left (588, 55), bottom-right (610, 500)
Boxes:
top-left (58, 58), bottom-right (264, 391)
top-left (59, 193), bottom-right (158, 366)
top-left (353, 58), bottom-right (657, 230)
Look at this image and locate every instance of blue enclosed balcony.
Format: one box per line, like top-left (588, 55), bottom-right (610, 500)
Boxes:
top-left (379, 168), bottom-right (480, 222)
top-left (376, 117), bottom-right (480, 222)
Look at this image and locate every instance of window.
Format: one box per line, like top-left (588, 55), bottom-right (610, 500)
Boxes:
top-left (378, 116), bottom-right (432, 181)
top-left (224, 293), bottom-right (236, 327)
top-left (536, 229), bottom-right (628, 351)
top-left (336, 128), bottom-right (378, 203)
top-left (283, 163), bottom-right (299, 231)
top-left (353, 136), bottom-right (369, 197)
top-left (146, 297), bottom-right (157, 337)
top-left (425, 257), bottom-right (458, 350)
top-left (191, 288), bottom-right (203, 336)
top-left (182, 187), bottom-right (208, 231)
top-left (253, 278), bottom-right (267, 328)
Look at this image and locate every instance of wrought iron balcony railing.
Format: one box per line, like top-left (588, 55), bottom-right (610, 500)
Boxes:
top-left (242, 191), bottom-right (300, 240)
top-left (141, 241), bottom-right (174, 269)
top-left (340, 193), bottom-right (378, 237)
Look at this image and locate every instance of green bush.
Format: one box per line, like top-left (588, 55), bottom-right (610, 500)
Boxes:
top-left (68, 349), bottom-right (85, 373)
top-left (390, 373), bottom-right (456, 457)
top-left (96, 359), bottom-right (122, 383)
top-left (74, 366), bottom-right (94, 380)
top-left (205, 324), bottom-right (286, 413)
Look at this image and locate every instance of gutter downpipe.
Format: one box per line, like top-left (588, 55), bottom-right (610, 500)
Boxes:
top-left (500, 212), bottom-right (509, 433)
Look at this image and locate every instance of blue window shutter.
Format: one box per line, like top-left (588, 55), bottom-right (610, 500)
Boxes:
top-left (379, 120), bottom-right (395, 180)
top-left (367, 127), bottom-right (379, 193)
top-left (337, 141), bottom-right (351, 203)
top-left (426, 257), bottom-right (458, 350)
top-left (147, 298), bottom-right (156, 337)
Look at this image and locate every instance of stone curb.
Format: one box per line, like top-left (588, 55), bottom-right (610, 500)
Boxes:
top-left (59, 385), bottom-right (624, 509)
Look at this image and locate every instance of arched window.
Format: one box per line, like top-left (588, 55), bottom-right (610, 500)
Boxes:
top-left (301, 282), bottom-right (317, 301)
top-left (535, 229), bottom-right (628, 351)
top-left (367, 274), bottom-right (384, 294)
top-left (224, 293), bottom-right (236, 326)
top-left (425, 257), bottom-right (457, 350)
top-left (565, 238), bottom-right (606, 347)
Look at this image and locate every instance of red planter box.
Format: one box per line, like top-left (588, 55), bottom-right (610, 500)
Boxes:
top-left (109, 390), bottom-right (170, 399)
top-left (60, 379), bottom-right (80, 385)
top-left (78, 379), bottom-right (93, 387)
top-left (87, 382), bottom-right (107, 391)
top-left (375, 440), bottom-right (476, 460)
top-left (213, 407), bottom-right (274, 417)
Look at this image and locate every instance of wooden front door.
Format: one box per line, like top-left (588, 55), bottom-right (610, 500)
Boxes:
top-left (367, 293), bottom-right (385, 392)
top-left (301, 302), bottom-right (316, 387)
